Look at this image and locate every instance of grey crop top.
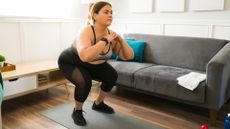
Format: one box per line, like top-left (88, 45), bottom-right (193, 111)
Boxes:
top-left (91, 25), bottom-right (112, 61)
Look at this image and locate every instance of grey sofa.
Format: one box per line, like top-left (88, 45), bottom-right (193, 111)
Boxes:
top-left (108, 33), bottom-right (230, 125)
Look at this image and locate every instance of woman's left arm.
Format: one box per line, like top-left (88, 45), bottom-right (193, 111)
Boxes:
top-left (112, 34), bottom-right (134, 60)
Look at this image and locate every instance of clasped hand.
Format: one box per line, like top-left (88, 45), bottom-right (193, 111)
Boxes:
top-left (104, 32), bottom-right (122, 44)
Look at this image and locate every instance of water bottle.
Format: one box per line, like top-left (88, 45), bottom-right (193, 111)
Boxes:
top-left (224, 114), bottom-right (230, 129)
top-left (200, 124), bottom-right (208, 129)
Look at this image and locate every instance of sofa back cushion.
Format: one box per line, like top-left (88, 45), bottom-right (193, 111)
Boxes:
top-left (124, 33), bottom-right (229, 71)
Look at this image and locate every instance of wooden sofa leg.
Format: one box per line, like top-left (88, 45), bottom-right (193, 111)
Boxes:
top-left (209, 109), bottom-right (218, 126)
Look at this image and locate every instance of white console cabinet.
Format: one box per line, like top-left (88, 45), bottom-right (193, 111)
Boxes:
top-left (2, 60), bottom-right (69, 100)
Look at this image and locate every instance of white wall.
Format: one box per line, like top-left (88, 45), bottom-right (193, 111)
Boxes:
top-left (110, 0), bottom-right (230, 20)
top-left (0, 0), bottom-right (81, 18)
top-left (0, 19), bottom-right (84, 64)
top-left (77, 0), bottom-right (230, 41)
top-left (107, 0), bottom-right (230, 41)
top-left (77, 0), bottom-right (230, 19)
top-left (0, 0), bottom-right (230, 20)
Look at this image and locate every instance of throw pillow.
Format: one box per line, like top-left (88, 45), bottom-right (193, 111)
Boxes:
top-left (116, 40), bottom-right (146, 62)
top-left (110, 39), bottom-right (135, 59)
top-left (111, 52), bottom-right (117, 59)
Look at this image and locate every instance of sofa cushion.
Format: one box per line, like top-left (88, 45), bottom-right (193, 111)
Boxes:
top-left (116, 40), bottom-right (146, 62)
top-left (111, 52), bottom-right (117, 59)
top-left (108, 60), bottom-right (154, 87)
top-left (111, 39), bottom-right (135, 60)
top-left (133, 65), bottom-right (206, 103)
top-left (124, 33), bottom-right (229, 71)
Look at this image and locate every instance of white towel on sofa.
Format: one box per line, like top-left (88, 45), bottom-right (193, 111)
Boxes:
top-left (177, 72), bottom-right (206, 91)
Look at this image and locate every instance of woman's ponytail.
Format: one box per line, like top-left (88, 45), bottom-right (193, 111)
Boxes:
top-left (87, 3), bottom-right (94, 25)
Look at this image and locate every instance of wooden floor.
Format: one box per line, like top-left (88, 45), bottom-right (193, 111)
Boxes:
top-left (1, 83), bottom-right (228, 129)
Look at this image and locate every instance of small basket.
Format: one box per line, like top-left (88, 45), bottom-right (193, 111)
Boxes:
top-left (0, 62), bottom-right (16, 72)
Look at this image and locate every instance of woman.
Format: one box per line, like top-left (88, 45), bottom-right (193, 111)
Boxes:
top-left (58, 1), bottom-right (134, 126)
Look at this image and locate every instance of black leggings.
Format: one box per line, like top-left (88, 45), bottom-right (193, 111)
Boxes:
top-left (58, 47), bottom-right (118, 102)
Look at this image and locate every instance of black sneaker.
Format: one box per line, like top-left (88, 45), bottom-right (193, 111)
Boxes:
top-left (92, 101), bottom-right (115, 114)
top-left (71, 109), bottom-right (87, 126)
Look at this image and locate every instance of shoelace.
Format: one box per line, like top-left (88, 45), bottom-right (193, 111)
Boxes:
top-left (74, 108), bottom-right (86, 115)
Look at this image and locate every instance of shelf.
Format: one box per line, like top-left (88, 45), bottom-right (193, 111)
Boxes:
top-left (2, 60), bottom-right (69, 101)
top-left (4, 78), bottom-right (68, 100)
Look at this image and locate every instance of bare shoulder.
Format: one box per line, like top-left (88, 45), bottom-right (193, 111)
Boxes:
top-left (74, 25), bottom-right (94, 43)
top-left (74, 25), bottom-right (94, 46)
top-left (78, 25), bottom-right (93, 36)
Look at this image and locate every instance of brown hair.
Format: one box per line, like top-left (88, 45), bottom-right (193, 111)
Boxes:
top-left (87, 1), bottom-right (112, 25)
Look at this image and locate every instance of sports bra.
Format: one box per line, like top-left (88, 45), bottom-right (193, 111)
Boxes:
top-left (91, 25), bottom-right (112, 61)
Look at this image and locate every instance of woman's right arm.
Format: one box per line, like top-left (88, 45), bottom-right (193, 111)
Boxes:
top-left (76, 28), bottom-right (106, 62)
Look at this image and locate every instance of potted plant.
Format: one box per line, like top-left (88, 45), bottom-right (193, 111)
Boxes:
top-left (0, 54), bottom-right (6, 67)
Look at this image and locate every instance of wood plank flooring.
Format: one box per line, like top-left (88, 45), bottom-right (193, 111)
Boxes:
top-left (1, 83), bottom-right (228, 129)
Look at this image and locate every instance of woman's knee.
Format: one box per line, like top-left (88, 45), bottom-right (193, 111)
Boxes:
top-left (110, 68), bottom-right (118, 83)
top-left (101, 83), bottom-right (113, 92)
top-left (106, 64), bottom-right (118, 82)
top-left (111, 70), bottom-right (118, 83)
top-left (101, 70), bottom-right (118, 92)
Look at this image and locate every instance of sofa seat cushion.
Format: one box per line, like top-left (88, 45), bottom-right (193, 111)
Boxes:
top-left (108, 60), bottom-right (154, 87)
top-left (134, 65), bottom-right (206, 103)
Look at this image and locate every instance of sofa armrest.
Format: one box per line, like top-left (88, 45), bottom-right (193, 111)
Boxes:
top-left (206, 42), bottom-right (230, 109)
